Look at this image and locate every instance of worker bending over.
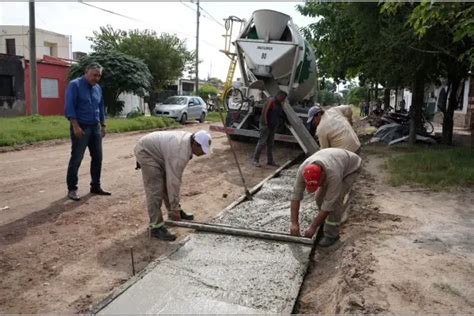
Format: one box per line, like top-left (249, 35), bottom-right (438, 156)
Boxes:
top-left (307, 105), bottom-right (360, 153)
top-left (289, 148), bottom-right (361, 247)
top-left (134, 130), bottom-right (212, 241)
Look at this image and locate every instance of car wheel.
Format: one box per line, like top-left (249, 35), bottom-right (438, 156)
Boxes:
top-left (180, 113), bottom-right (187, 125)
top-left (199, 112), bottom-right (206, 123)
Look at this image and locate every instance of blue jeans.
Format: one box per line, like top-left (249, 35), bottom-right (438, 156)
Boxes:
top-left (66, 123), bottom-right (103, 191)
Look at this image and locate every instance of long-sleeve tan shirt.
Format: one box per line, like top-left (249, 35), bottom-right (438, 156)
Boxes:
top-left (316, 109), bottom-right (360, 153)
top-left (291, 148), bottom-right (361, 212)
top-left (134, 131), bottom-right (193, 210)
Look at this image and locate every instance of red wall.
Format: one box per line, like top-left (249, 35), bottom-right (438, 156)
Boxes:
top-left (24, 60), bottom-right (69, 116)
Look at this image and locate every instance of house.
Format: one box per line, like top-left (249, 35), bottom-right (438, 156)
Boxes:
top-left (0, 25), bottom-right (71, 59)
top-left (0, 54), bottom-right (26, 116)
top-left (24, 56), bottom-right (70, 115)
top-left (389, 76), bottom-right (473, 129)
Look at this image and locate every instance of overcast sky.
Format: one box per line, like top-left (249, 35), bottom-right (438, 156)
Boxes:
top-left (0, 1), bottom-right (317, 81)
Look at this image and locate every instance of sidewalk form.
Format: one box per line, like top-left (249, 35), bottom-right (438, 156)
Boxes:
top-left (96, 167), bottom-right (318, 314)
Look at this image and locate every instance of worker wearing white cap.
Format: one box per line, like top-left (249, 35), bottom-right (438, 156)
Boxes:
top-left (134, 130), bottom-right (212, 241)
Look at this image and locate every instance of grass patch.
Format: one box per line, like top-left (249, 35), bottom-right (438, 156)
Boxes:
top-left (386, 147), bottom-right (474, 190)
top-left (206, 111), bottom-right (225, 123)
top-left (0, 115), bottom-right (178, 147)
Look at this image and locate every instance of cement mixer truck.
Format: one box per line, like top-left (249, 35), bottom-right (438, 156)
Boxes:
top-left (210, 9), bottom-right (319, 155)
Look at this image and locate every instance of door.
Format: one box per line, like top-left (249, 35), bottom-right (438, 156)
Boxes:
top-left (188, 98), bottom-right (200, 119)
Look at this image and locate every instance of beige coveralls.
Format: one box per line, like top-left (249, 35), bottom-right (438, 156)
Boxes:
top-left (134, 131), bottom-right (193, 228)
top-left (291, 148), bottom-right (362, 238)
top-left (327, 105), bottom-right (354, 126)
top-left (316, 109), bottom-right (361, 153)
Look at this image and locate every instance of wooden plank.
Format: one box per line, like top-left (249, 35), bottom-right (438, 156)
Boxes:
top-left (165, 220), bottom-right (314, 245)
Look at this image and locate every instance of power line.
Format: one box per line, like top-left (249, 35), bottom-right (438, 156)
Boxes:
top-left (199, 6), bottom-right (225, 28)
top-left (77, 1), bottom-right (141, 22)
top-left (76, 1), bottom-right (221, 50)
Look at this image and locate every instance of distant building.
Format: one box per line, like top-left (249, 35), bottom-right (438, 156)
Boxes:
top-left (389, 77), bottom-right (473, 128)
top-left (0, 25), bottom-right (71, 59)
top-left (73, 51), bottom-right (87, 60)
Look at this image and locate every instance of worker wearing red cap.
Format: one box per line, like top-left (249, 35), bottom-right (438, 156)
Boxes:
top-left (289, 148), bottom-right (361, 247)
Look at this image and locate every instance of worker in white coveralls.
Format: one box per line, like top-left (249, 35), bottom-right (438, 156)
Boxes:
top-left (307, 105), bottom-right (360, 153)
top-left (134, 130), bottom-right (212, 241)
top-left (289, 148), bottom-right (361, 247)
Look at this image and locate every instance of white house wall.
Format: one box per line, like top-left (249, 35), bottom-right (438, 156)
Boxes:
top-left (118, 93), bottom-right (145, 117)
top-left (0, 25), bottom-right (71, 59)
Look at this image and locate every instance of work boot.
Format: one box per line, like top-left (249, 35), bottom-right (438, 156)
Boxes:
top-left (253, 160), bottom-right (262, 168)
top-left (90, 187), bottom-right (112, 195)
top-left (180, 210), bottom-right (194, 221)
top-left (318, 235), bottom-right (340, 247)
top-left (150, 226), bottom-right (176, 241)
top-left (68, 190), bottom-right (80, 201)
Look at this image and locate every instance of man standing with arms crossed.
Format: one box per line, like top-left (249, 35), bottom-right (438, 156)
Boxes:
top-left (65, 62), bottom-right (111, 201)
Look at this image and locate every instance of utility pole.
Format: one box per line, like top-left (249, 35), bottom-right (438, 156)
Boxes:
top-left (29, 0), bottom-right (38, 115)
top-left (195, 0), bottom-right (200, 95)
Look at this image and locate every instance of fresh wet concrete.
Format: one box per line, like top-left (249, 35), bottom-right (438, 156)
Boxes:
top-left (98, 168), bottom-right (318, 314)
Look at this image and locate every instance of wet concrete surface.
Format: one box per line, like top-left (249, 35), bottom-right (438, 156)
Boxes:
top-left (98, 167), bottom-right (318, 314)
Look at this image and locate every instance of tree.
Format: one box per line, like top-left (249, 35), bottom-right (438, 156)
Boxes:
top-left (87, 26), bottom-right (195, 113)
top-left (401, 1), bottom-right (473, 145)
top-left (69, 51), bottom-right (152, 116)
top-left (347, 86), bottom-right (368, 106)
top-left (199, 84), bottom-right (219, 102)
top-left (298, 2), bottom-right (442, 144)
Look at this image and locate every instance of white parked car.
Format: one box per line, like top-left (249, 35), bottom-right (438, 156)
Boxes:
top-left (154, 96), bottom-right (207, 124)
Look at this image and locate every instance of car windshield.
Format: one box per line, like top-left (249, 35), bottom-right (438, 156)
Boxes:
top-left (163, 97), bottom-right (187, 105)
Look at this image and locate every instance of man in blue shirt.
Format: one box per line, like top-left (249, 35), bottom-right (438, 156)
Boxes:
top-left (64, 62), bottom-right (111, 200)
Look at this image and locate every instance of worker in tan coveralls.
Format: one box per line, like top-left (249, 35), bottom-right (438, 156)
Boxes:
top-left (327, 104), bottom-right (354, 126)
top-left (289, 148), bottom-right (361, 247)
top-left (307, 105), bottom-right (360, 153)
top-left (134, 130), bottom-right (212, 241)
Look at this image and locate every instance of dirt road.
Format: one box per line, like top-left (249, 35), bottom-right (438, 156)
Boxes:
top-left (0, 123), bottom-right (301, 313)
top-left (296, 149), bottom-right (474, 313)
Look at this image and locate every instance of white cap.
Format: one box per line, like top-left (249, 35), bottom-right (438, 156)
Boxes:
top-left (194, 130), bottom-right (212, 154)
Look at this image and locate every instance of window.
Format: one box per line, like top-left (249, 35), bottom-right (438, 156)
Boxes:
top-left (43, 42), bottom-right (58, 57)
top-left (0, 75), bottom-right (14, 97)
top-left (41, 78), bottom-right (59, 98)
top-left (6, 39), bottom-right (16, 55)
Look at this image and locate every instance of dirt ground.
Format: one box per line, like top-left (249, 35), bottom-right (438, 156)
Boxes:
top-left (296, 147), bottom-right (474, 313)
top-left (0, 123), bottom-right (300, 313)
top-left (1, 121), bottom-right (473, 313)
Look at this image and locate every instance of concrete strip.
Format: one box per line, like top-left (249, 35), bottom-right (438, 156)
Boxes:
top-left (98, 168), bottom-right (318, 314)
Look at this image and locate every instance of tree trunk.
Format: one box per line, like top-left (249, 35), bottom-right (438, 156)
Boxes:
top-left (395, 87), bottom-right (398, 111)
top-left (383, 87), bottom-right (390, 111)
top-left (147, 88), bottom-right (157, 115)
top-left (409, 72), bottom-right (425, 145)
top-left (442, 75), bottom-right (461, 145)
top-left (374, 82), bottom-right (379, 103)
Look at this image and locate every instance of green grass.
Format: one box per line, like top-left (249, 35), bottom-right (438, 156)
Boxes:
top-left (205, 111), bottom-right (226, 123)
top-left (0, 115), bottom-right (178, 147)
top-left (386, 147), bottom-right (474, 190)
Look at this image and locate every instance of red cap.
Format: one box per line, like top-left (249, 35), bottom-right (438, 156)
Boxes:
top-left (303, 164), bottom-right (321, 193)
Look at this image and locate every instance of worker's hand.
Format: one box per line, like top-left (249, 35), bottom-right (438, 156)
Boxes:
top-left (290, 222), bottom-right (300, 236)
top-left (101, 126), bottom-right (106, 138)
top-left (73, 126), bottom-right (85, 139)
top-left (303, 225), bottom-right (317, 238)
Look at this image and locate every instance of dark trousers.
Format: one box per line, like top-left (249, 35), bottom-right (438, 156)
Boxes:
top-left (253, 125), bottom-right (276, 164)
top-left (66, 124), bottom-right (103, 191)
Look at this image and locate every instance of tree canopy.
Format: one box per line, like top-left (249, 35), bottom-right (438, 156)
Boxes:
top-left (69, 51), bottom-right (152, 116)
